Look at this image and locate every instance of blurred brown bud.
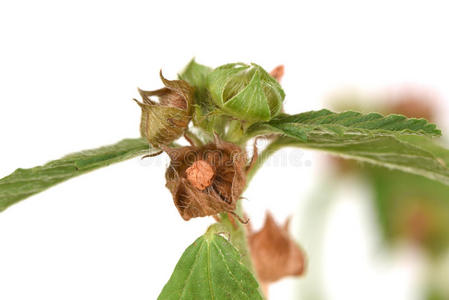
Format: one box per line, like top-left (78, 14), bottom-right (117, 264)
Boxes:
top-left (269, 65), bottom-right (284, 83)
top-left (248, 212), bottom-right (306, 287)
top-left (163, 136), bottom-right (247, 221)
top-left (134, 71), bottom-right (193, 148)
top-left (388, 89), bottom-right (437, 121)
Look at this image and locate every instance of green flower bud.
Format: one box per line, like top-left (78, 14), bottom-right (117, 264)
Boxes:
top-left (134, 72), bottom-right (193, 148)
top-left (207, 63), bottom-right (285, 122)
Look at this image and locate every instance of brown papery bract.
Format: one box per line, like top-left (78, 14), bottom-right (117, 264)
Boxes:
top-left (163, 136), bottom-right (247, 221)
top-left (248, 212), bottom-right (306, 296)
top-left (269, 65), bottom-right (284, 83)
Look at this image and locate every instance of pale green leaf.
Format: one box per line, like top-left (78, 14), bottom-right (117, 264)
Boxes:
top-left (0, 138), bottom-right (150, 211)
top-left (178, 58), bottom-right (213, 93)
top-left (367, 165), bottom-right (449, 256)
top-left (245, 109), bottom-right (449, 185)
top-left (245, 109), bottom-right (449, 184)
top-left (247, 109), bottom-right (441, 141)
top-left (178, 59), bottom-right (220, 131)
top-left (158, 233), bottom-right (263, 300)
top-left (274, 134), bottom-right (449, 186)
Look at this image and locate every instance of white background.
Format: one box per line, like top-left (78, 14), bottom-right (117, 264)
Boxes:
top-left (1, 1), bottom-right (449, 299)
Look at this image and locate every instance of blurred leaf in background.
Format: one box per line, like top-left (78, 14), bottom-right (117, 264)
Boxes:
top-left (329, 88), bottom-right (449, 257)
top-left (297, 88), bottom-right (449, 300)
top-left (369, 166), bottom-right (449, 257)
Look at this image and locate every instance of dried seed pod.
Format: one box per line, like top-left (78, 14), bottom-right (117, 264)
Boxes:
top-left (207, 63), bottom-right (285, 122)
top-left (163, 136), bottom-right (247, 221)
top-left (134, 71), bottom-right (193, 148)
top-left (248, 212), bottom-right (306, 285)
top-left (185, 160), bottom-right (215, 190)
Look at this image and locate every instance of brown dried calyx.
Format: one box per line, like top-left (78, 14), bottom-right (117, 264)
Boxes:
top-left (134, 71), bottom-right (193, 148)
top-left (163, 136), bottom-right (247, 221)
top-left (248, 212), bottom-right (306, 292)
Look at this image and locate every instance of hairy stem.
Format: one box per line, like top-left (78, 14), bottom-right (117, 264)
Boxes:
top-left (212, 137), bottom-right (286, 299)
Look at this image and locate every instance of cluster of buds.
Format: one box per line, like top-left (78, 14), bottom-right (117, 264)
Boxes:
top-left (134, 63), bottom-right (306, 296)
top-left (134, 62), bottom-right (286, 220)
top-left (134, 63), bottom-right (286, 221)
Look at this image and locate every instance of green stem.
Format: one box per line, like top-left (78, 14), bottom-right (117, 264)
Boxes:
top-left (216, 137), bottom-right (285, 266)
top-left (211, 137), bottom-right (287, 299)
top-left (216, 203), bottom-right (253, 269)
top-left (223, 119), bottom-right (245, 144)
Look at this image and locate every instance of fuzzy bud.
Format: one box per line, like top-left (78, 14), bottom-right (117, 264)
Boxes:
top-left (134, 72), bottom-right (193, 148)
top-left (207, 63), bottom-right (285, 122)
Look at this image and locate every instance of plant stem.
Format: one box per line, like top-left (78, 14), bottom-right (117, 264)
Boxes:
top-left (212, 137), bottom-right (286, 299)
top-left (216, 137), bottom-right (285, 267)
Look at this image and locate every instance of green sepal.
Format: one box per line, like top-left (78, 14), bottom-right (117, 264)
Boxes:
top-left (207, 63), bottom-right (285, 123)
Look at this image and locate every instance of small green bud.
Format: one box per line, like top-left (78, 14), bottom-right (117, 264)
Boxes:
top-left (207, 63), bottom-right (285, 122)
top-left (134, 72), bottom-right (193, 148)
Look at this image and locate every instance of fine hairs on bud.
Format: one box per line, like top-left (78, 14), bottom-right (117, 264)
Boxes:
top-left (134, 71), bottom-right (193, 148)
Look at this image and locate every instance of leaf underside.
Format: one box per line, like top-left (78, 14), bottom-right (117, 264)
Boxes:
top-left (0, 138), bottom-right (149, 212)
top-left (158, 234), bottom-right (263, 300)
top-left (279, 134), bottom-right (449, 186)
top-left (246, 109), bottom-right (449, 185)
top-left (247, 109), bottom-right (441, 141)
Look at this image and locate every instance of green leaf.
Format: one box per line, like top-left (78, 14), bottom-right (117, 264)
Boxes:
top-left (268, 133), bottom-right (449, 186)
top-left (367, 165), bottom-right (449, 256)
top-left (245, 109), bottom-right (449, 184)
top-left (158, 232), bottom-right (263, 300)
top-left (178, 58), bottom-right (213, 92)
top-left (247, 109), bottom-right (441, 142)
top-left (178, 59), bottom-right (220, 132)
top-left (0, 138), bottom-right (150, 212)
